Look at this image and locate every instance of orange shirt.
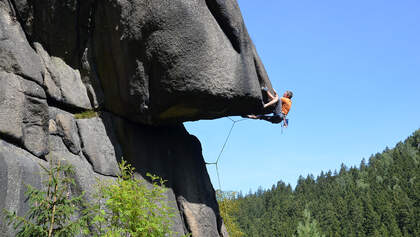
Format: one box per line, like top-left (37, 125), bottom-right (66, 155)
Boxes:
top-left (280, 97), bottom-right (292, 115)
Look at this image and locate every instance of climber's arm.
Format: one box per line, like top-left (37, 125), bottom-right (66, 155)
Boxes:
top-left (263, 93), bottom-right (279, 108)
top-left (266, 89), bottom-right (277, 100)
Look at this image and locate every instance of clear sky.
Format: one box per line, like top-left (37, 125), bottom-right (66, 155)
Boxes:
top-left (184, 0), bottom-right (420, 194)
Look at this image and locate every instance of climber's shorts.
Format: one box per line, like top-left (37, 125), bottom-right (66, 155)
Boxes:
top-left (256, 113), bottom-right (284, 124)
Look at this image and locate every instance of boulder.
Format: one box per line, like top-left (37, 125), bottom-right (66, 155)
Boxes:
top-left (22, 95), bottom-right (49, 157)
top-left (0, 71), bottom-right (48, 157)
top-left (35, 43), bottom-right (92, 110)
top-left (55, 113), bottom-right (81, 155)
top-left (8, 0), bottom-right (273, 124)
top-left (76, 114), bottom-right (121, 176)
top-left (0, 3), bottom-right (43, 85)
top-left (0, 71), bottom-right (25, 142)
top-left (93, 0), bottom-right (270, 124)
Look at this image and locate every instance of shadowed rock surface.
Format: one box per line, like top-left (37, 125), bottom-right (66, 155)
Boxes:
top-left (0, 0), bottom-right (273, 236)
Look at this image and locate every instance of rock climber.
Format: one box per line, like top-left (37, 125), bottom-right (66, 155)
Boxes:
top-left (246, 88), bottom-right (293, 127)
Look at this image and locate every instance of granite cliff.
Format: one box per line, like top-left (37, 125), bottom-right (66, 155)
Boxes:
top-left (0, 0), bottom-right (272, 236)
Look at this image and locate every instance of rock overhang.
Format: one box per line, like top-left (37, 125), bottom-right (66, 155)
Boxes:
top-left (0, 1), bottom-right (275, 235)
top-left (10, 0), bottom-right (273, 125)
top-left (92, 0), bottom-right (273, 124)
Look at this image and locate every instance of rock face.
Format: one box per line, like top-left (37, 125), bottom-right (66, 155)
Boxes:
top-left (0, 140), bottom-right (46, 237)
top-left (0, 4), bottom-right (48, 157)
top-left (76, 114), bottom-right (122, 176)
top-left (0, 0), bottom-right (273, 236)
top-left (35, 43), bottom-right (92, 111)
top-left (93, 0), bottom-right (271, 124)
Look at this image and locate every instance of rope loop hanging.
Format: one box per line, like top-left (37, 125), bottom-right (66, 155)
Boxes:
top-left (205, 117), bottom-right (247, 191)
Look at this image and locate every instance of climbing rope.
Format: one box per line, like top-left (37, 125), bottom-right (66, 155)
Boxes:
top-left (205, 115), bottom-right (287, 191)
top-left (205, 116), bottom-right (287, 216)
top-left (205, 117), bottom-right (247, 192)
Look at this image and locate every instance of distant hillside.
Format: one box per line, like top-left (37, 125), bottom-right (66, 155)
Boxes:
top-left (233, 129), bottom-right (420, 236)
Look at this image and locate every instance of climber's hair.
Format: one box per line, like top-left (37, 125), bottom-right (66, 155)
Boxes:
top-left (286, 90), bottom-right (293, 99)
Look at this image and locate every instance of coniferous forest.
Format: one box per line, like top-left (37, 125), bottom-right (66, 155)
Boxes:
top-left (228, 129), bottom-right (420, 236)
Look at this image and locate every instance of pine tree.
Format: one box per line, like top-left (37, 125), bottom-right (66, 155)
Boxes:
top-left (4, 160), bottom-right (89, 237)
top-left (233, 129), bottom-right (420, 236)
top-left (295, 209), bottom-right (325, 237)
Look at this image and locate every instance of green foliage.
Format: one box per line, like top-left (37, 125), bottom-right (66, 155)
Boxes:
top-left (90, 160), bottom-right (177, 237)
top-left (295, 209), bottom-right (325, 237)
top-left (233, 129), bottom-right (420, 236)
top-left (74, 110), bottom-right (98, 119)
top-left (3, 160), bottom-right (89, 237)
top-left (216, 191), bottom-right (244, 237)
top-left (4, 159), bottom-right (185, 237)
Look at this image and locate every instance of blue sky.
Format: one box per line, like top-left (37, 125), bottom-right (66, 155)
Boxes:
top-left (184, 0), bottom-right (420, 193)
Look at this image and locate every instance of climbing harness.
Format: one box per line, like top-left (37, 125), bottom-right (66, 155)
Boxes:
top-left (205, 117), bottom-right (247, 192)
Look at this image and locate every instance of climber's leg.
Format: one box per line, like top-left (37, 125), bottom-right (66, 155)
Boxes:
top-left (257, 114), bottom-right (284, 124)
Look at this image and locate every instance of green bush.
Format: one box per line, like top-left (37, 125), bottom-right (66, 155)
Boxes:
top-left (217, 191), bottom-right (244, 237)
top-left (90, 160), bottom-right (177, 237)
top-left (4, 159), bottom-right (183, 237)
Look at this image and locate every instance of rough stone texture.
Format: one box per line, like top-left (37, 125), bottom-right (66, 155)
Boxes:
top-left (0, 71), bottom-right (49, 157)
top-left (80, 43), bottom-right (105, 109)
top-left (35, 43), bottom-right (92, 110)
top-left (179, 198), bottom-right (220, 236)
top-left (0, 140), bottom-right (45, 236)
top-left (46, 148), bottom-right (108, 205)
top-left (22, 95), bottom-right (49, 157)
top-left (0, 2), bottom-right (43, 85)
top-left (0, 0), bottom-right (276, 236)
top-left (10, 0), bottom-right (95, 69)
top-left (11, 0), bottom-right (105, 109)
top-left (47, 107), bottom-right (82, 155)
top-left (55, 113), bottom-right (81, 155)
top-left (93, 0), bottom-right (270, 124)
top-left (0, 71), bottom-right (25, 142)
top-left (76, 114), bottom-right (121, 176)
top-left (111, 117), bottom-right (224, 236)
top-left (0, 3), bottom-right (49, 157)
top-left (48, 119), bottom-right (58, 135)
top-left (7, 0), bottom-right (273, 124)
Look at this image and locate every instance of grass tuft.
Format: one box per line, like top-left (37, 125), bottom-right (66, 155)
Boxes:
top-left (74, 110), bottom-right (98, 119)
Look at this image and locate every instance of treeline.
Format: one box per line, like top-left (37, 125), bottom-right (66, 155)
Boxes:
top-left (230, 129), bottom-right (420, 236)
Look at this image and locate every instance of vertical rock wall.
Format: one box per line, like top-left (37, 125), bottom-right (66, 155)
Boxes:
top-left (0, 0), bottom-right (273, 236)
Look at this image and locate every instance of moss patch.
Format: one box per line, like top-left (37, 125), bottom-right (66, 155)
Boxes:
top-left (74, 110), bottom-right (98, 119)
